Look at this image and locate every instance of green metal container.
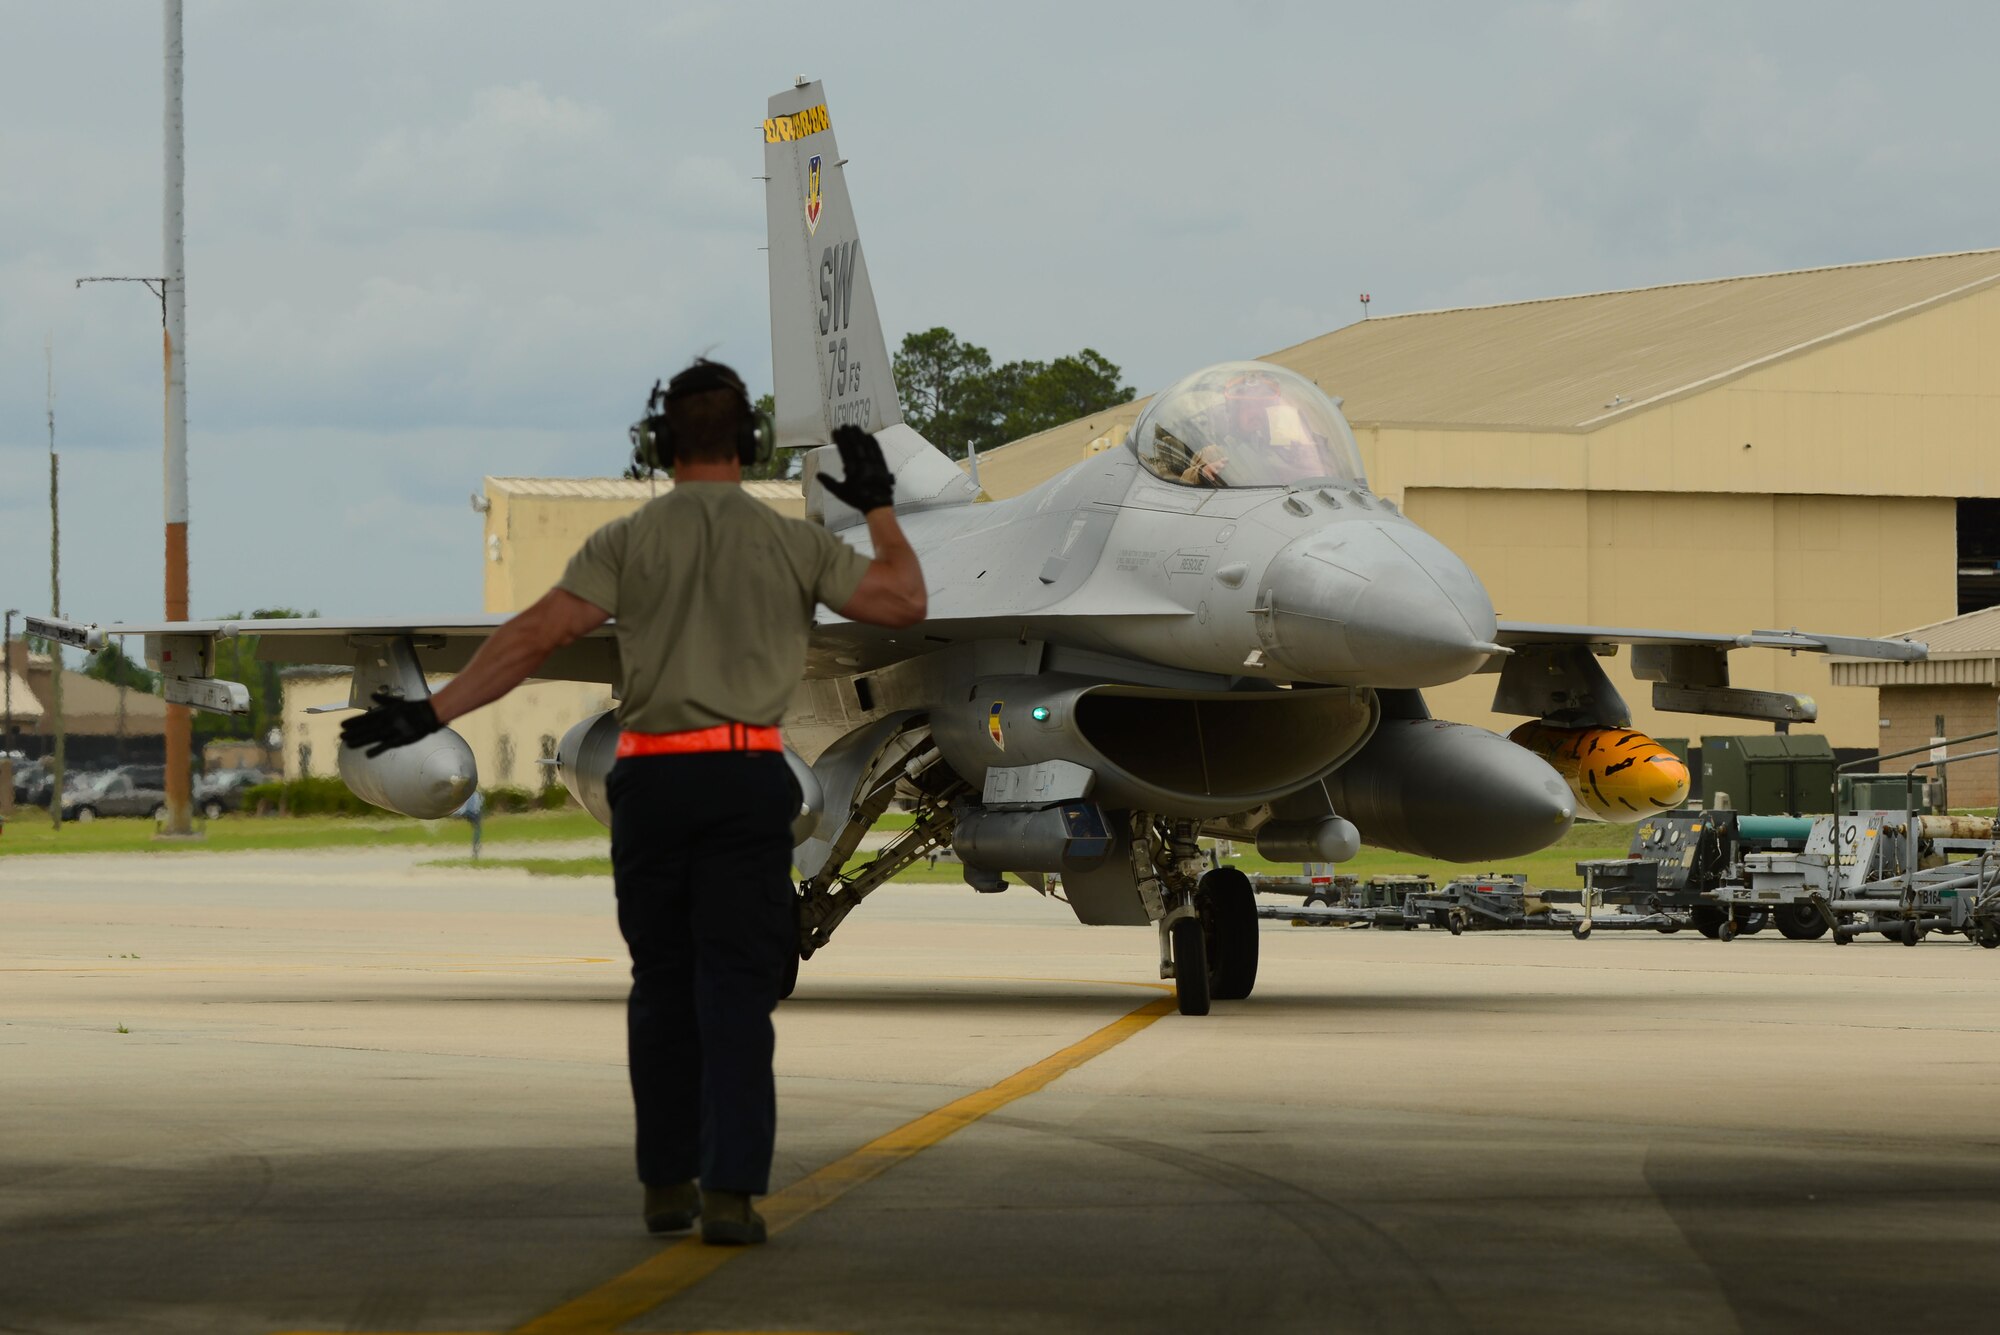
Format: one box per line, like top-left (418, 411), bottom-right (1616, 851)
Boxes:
top-left (1837, 772), bottom-right (1939, 814)
top-left (1701, 734), bottom-right (1835, 815)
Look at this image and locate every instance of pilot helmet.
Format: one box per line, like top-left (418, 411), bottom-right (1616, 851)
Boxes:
top-left (1222, 370), bottom-right (1284, 404)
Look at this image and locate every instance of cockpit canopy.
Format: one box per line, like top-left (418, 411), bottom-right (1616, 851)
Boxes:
top-left (1131, 361), bottom-right (1367, 490)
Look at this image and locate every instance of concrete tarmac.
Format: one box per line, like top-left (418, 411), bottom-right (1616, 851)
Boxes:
top-left (5, 848), bottom-right (2000, 1334)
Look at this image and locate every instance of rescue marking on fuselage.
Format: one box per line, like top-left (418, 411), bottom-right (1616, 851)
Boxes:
top-left (763, 102), bottom-right (831, 143)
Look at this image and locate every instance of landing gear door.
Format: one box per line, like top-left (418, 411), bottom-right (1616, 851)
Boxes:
top-left (796, 709), bottom-right (929, 880)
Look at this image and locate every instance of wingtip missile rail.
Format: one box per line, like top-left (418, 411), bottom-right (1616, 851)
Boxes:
top-left (22, 615), bottom-right (102, 652)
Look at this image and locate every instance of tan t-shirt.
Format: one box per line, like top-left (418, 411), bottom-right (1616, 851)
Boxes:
top-left (557, 483), bottom-right (872, 733)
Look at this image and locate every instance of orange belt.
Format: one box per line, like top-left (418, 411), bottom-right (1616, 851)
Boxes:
top-left (616, 723), bottom-right (783, 757)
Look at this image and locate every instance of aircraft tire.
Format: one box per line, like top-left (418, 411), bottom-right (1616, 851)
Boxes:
top-left (1171, 917), bottom-right (1211, 1016)
top-left (1775, 904), bottom-right (1829, 941)
top-left (778, 893), bottom-right (803, 1001)
top-left (1199, 868), bottom-right (1258, 1001)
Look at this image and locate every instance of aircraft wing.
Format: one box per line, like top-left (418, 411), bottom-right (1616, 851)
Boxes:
top-left (1487, 619), bottom-right (1927, 726)
top-left (26, 610), bottom-right (935, 715)
top-left (1494, 621), bottom-right (1927, 660)
top-left (26, 612), bottom-right (617, 714)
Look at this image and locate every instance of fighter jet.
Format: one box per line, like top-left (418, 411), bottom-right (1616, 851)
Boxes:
top-left (33, 79), bottom-right (1925, 1016)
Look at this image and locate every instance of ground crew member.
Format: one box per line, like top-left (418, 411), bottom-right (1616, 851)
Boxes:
top-left (340, 359), bottom-right (925, 1245)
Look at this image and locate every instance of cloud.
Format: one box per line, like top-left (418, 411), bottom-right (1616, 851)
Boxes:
top-left (341, 82), bottom-right (620, 235)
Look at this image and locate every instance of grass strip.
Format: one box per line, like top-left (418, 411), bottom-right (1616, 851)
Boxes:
top-left (424, 856), bottom-right (615, 877)
top-left (0, 808), bottom-right (607, 857)
top-left (4, 803), bottom-right (1632, 888)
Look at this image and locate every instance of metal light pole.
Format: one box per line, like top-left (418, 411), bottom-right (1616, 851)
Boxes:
top-left (161, 0), bottom-right (193, 834)
top-left (2, 607), bottom-right (15, 816)
top-left (48, 341), bottom-right (65, 833)
top-left (69, 0), bottom-right (194, 834)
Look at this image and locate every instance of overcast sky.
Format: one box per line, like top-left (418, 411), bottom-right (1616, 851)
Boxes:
top-left (3, 0), bottom-right (1997, 628)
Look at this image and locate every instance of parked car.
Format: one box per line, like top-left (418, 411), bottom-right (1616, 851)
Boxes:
top-left (12, 757), bottom-right (55, 809)
top-left (62, 768), bottom-right (169, 822)
top-left (193, 768), bottom-right (268, 818)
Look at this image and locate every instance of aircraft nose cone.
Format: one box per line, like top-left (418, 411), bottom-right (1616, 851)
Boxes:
top-left (1264, 519), bottom-right (1498, 688)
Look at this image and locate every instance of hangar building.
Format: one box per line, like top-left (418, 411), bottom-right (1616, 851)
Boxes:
top-left (1831, 603), bottom-right (2000, 808)
top-left (476, 477), bottom-right (806, 614)
top-left (981, 249), bottom-right (2000, 751)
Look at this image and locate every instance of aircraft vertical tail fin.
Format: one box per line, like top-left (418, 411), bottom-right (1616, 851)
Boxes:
top-left (764, 79), bottom-right (977, 523)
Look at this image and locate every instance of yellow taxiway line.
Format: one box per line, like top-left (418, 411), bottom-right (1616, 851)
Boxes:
top-left (509, 989), bottom-right (1176, 1335)
top-left (273, 984), bottom-right (1174, 1335)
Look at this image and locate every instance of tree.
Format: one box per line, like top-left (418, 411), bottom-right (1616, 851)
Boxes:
top-left (999, 349), bottom-right (1133, 444)
top-left (890, 329), bottom-right (1132, 460)
top-left (83, 641), bottom-right (159, 693)
top-left (743, 394), bottom-right (800, 480)
top-left (893, 328), bottom-right (996, 455)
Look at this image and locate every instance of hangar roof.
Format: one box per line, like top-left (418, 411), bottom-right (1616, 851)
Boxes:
top-left (1269, 247), bottom-right (2000, 431)
top-left (2, 667), bottom-right (42, 721)
top-left (489, 477), bottom-right (803, 503)
top-left (1883, 604), bottom-right (2000, 659)
top-left (984, 247), bottom-right (2000, 483)
top-left (1829, 603), bottom-right (2000, 688)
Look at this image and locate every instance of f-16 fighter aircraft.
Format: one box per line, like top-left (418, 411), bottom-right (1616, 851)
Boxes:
top-left (34, 79), bottom-right (1925, 1016)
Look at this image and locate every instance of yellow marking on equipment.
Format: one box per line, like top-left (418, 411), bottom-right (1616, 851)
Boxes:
top-left (762, 102), bottom-right (831, 143)
top-left (508, 990), bottom-right (1176, 1335)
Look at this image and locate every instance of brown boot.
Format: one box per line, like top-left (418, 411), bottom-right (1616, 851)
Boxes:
top-left (643, 1181), bottom-right (700, 1234)
top-left (699, 1189), bottom-right (767, 1246)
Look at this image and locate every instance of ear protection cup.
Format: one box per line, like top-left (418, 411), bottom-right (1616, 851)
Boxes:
top-left (630, 360), bottom-right (772, 474)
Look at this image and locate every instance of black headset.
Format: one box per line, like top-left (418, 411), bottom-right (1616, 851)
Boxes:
top-left (627, 359), bottom-right (774, 476)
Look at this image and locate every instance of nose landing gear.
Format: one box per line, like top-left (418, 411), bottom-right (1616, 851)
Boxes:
top-left (1152, 820), bottom-right (1262, 1015)
top-left (1167, 915), bottom-right (1210, 1016)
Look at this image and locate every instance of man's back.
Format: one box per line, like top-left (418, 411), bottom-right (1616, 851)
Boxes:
top-left (558, 483), bottom-right (869, 733)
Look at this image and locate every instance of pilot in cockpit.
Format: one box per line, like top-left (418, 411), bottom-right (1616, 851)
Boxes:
top-left (1179, 370), bottom-right (1325, 486)
top-left (1181, 443), bottom-right (1230, 486)
top-left (1143, 360), bottom-right (1364, 490)
top-left (1226, 370), bottom-right (1326, 473)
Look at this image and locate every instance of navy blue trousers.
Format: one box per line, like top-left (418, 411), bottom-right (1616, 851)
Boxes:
top-left (607, 751), bottom-right (796, 1194)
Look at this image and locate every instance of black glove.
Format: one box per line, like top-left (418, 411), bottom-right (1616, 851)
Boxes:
top-left (819, 425), bottom-right (896, 513)
top-left (340, 687), bottom-right (442, 758)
